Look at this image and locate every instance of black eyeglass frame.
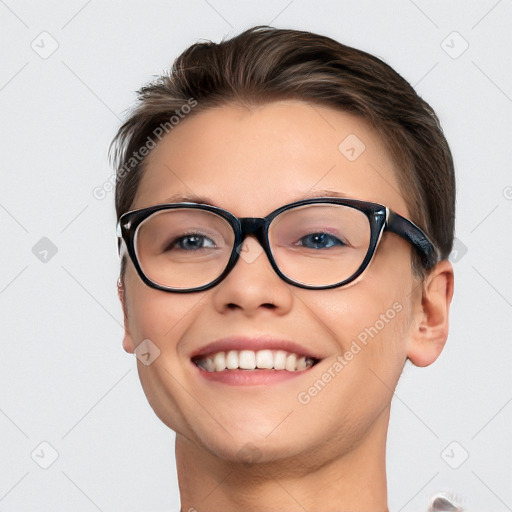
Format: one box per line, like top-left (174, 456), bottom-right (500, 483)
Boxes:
top-left (116, 197), bottom-right (438, 293)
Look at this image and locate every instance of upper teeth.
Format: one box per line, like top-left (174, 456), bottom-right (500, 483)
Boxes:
top-left (195, 350), bottom-right (316, 372)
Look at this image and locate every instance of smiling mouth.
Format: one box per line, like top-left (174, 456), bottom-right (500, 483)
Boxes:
top-left (193, 349), bottom-right (319, 373)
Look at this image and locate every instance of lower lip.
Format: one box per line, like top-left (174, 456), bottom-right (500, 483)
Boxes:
top-left (192, 362), bottom-right (316, 385)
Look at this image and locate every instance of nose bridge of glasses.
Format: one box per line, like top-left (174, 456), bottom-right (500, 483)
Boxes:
top-left (235, 217), bottom-right (272, 260)
top-left (239, 217), bottom-right (267, 240)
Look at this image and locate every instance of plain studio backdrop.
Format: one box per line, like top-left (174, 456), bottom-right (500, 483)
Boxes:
top-left (1, 1), bottom-right (511, 511)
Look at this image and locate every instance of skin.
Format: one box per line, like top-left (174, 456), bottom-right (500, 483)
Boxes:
top-left (118, 100), bottom-right (454, 512)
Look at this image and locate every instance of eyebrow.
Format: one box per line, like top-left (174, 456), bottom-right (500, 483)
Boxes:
top-left (162, 193), bottom-right (218, 205)
top-left (161, 189), bottom-right (350, 206)
top-left (305, 189), bottom-right (350, 199)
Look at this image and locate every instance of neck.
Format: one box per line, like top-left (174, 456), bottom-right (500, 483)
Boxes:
top-left (176, 407), bottom-right (390, 512)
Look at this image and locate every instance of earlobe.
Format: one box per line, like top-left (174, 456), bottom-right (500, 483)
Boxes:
top-left (117, 278), bottom-right (135, 354)
top-left (407, 260), bottom-right (454, 367)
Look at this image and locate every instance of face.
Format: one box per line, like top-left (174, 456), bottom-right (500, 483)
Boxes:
top-left (120, 100), bottom-right (424, 467)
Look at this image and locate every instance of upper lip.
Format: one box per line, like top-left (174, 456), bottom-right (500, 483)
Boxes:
top-left (190, 335), bottom-right (322, 361)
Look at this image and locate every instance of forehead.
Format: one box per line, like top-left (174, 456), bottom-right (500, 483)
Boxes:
top-left (132, 100), bottom-right (409, 217)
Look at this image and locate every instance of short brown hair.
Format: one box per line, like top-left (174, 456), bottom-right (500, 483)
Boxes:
top-left (110, 25), bottom-right (455, 280)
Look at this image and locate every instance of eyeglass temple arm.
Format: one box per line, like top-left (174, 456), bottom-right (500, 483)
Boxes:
top-left (116, 222), bottom-right (128, 259)
top-left (386, 210), bottom-right (438, 269)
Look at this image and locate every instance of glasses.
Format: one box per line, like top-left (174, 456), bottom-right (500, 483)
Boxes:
top-left (116, 197), bottom-right (438, 293)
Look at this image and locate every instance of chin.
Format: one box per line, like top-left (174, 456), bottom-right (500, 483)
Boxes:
top-left (200, 433), bottom-right (309, 465)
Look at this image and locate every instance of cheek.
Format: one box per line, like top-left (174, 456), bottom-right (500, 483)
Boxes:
top-left (125, 267), bottom-right (207, 346)
top-left (298, 284), bottom-right (412, 422)
top-left (308, 282), bottom-right (410, 347)
top-left (302, 271), bottom-right (415, 386)
top-left (288, 292), bottom-right (412, 459)
top-left (124, 270), bottom-right (208, 435)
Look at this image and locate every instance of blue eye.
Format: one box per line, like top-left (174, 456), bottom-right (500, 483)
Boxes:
top-left (169, 234), bottom-right (216, 251)
top-left (298, 232), bottom-right (345, 249)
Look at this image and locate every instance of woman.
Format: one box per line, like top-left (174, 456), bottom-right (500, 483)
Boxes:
top-left (110, 26), bottom-right (455, 511)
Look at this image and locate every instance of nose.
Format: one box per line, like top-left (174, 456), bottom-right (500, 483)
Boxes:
top-left (210, 235), bottom-right (294, 316)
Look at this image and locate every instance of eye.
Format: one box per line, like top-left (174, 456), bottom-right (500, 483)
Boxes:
top-left (168, 234), bottom-right (216, 251)
top-left (297, 232), bottom-right (345, 249)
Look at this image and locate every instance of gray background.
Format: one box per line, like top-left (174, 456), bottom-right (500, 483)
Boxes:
top-left (1, 1), bottom-right (511, 511)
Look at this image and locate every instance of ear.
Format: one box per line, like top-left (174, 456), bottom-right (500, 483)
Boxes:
top-left (117, 278), bottom-right (135, 354)
top-left (407, 259), bottom-right (454, 367)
